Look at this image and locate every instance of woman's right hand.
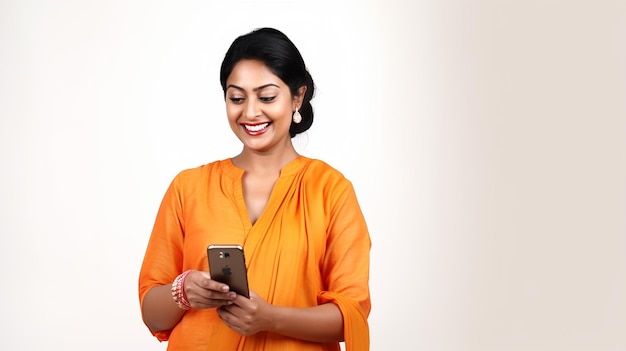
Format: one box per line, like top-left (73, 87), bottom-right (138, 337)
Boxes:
top-left (183, 270), bottom-right (237, 309)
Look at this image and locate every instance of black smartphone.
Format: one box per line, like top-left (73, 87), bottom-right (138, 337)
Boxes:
top-left (207, 244), bottom-right (250, 298)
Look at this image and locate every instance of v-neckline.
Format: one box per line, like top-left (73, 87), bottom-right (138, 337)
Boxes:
top-left (226, 156), bottom-right (305, 234)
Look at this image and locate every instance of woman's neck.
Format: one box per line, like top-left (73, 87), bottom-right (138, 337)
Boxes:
top-left (232, 146), bottom-right (299, 175)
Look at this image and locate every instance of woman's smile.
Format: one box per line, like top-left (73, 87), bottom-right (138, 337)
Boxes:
top-left (242, 122), bottom-right (271, 135)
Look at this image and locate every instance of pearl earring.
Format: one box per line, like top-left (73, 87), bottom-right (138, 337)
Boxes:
top-left (293, 108), bottom-right (302, 124)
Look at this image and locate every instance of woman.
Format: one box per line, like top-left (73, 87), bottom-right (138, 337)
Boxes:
top-left (138, 27), bottom-right (371, 351)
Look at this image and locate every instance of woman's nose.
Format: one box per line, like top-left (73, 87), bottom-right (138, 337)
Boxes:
top-left (243, 99), bottom-right (260, 119)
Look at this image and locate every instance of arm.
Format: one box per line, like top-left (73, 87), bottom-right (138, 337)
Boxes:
top-left (218, 291), bottom-right (344, 342)
top-left (270, 302), bottom-right (344, 342)
top-left (138, 175), bottom-right (187, 336)
top-left (142, 270), bottom-right (238, 332)
top-left (139, 172), bottom-right (236, 336)
top-left (141, 284), bottom-right (186, 332)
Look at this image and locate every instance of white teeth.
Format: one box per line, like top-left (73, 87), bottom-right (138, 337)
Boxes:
top-left (244, 123), bottom-right (268, 132)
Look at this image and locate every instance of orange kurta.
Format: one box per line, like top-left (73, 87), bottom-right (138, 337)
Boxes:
top-left (138, 156), bottom-right (371, 350)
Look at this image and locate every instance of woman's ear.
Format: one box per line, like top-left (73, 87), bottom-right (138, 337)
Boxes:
top-left (293, 85), bottom-right (307, 108)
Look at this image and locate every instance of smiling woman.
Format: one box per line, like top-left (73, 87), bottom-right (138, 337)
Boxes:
top-left (137, 28), bottom-right (371, 351)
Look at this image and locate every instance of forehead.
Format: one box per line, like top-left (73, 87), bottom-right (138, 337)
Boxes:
top-left (226, 59), bottom-right (285, 88)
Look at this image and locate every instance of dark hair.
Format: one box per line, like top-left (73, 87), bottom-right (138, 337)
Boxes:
top-left (220, 27), bottom-right (315, 138)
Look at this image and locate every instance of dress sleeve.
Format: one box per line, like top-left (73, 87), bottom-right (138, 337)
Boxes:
top-left (138, 172), bottom-right (187, 341)
top-left (318, 179), bottom-right (371, 350)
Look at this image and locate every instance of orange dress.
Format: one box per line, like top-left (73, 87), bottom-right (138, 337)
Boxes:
top-left (138, 156), bottom-right (371, 350)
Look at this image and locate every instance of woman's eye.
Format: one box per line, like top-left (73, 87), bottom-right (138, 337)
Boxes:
top-left (259, 96), bottom-right (276, 102)
top-left (229, 97), bottom-right (245, 104)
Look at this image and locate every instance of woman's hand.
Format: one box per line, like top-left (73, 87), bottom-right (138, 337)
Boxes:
top-left (217, 290), bottom-right (275, 336)
top-left (184, 270), bottom-right (238, 309)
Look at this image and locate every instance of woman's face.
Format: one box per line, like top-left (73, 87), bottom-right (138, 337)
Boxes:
top-left (224, 59), bottom-right (304, 154)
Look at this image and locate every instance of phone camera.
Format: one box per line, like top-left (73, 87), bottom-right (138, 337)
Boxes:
top-left (219, 251), bottom-right (230, 259)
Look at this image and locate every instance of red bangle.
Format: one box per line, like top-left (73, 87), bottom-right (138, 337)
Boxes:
top-left (171, 270), bottom-right (193, 310)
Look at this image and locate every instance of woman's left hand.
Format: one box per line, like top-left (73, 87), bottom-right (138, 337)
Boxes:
top-left (217, 290), bottom-right (275, 336)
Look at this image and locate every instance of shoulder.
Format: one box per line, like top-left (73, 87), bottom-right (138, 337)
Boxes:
top-left (300, 157), bottom-right (346, 179)
top-left (298, 158), bottom-right (364, 215)
top-left (298, 157), bottom-right (354, 193)
top-left (170, 159), bottom-right (232, 187)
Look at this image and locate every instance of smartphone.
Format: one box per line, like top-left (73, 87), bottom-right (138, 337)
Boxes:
top-left (207, 244), bottom-right (250, 298)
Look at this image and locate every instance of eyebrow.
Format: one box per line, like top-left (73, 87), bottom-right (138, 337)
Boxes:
top-left (226, 83), bottom-right (280, 92)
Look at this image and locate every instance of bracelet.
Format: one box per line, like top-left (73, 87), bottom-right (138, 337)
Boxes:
top-left (171, 270), bottom-right (193, 310)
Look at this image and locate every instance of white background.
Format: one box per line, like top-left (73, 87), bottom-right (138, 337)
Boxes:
top-left (1, 0), bottom-right (625, 350)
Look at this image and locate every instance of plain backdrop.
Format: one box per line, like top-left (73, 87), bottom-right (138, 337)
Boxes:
top-left (1, 0), bottom-right (625, 350)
